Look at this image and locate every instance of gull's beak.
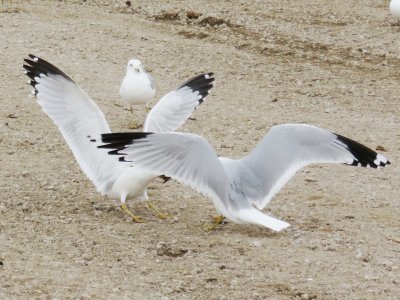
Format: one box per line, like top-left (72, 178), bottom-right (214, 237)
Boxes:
top-left (135, 67), bottom-right (140, 72)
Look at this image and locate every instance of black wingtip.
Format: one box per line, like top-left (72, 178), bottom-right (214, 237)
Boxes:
top-left (98, 132), bottom-right (154, 154)
top-left (178, 72), bottom-right (215, 104)
top-left (23, 54), bottom-right (74, 96)
top-left (100, 132), bottom-right (153, 145)
top-left (335, 134), bottom-right (390, 168)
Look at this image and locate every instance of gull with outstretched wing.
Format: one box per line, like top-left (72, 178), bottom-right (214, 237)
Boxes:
top-left (23, 54), bottom-right (214, 222)
top-left (100, 124), bottom-right (390, 231)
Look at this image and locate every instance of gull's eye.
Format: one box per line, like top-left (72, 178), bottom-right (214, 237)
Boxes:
top-left (129, 64), bottom-right (133, 67)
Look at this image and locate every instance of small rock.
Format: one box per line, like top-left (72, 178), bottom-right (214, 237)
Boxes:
top-left (21, 203), bottom-right (30, 212)
top-left (187, 10), bottom-right (202, 19)
top-left (155, 10), bottom-right (180, 21)
top-left (200, 16), bottom-right (228, 27)
top-left (304, 178), bottom-right (317, 183)
top-left (221, 144), bottom-right (234, 149)
top-left (218, 265), bottom-right (226, 270)
top-left (376, 145), bottom-right (387, 152)
top-left (156, 242), bottom-right (188, 258)
top-left (127, 261), bottom-right (135, 267)
top-left (301, 293), bottom-right (309, 300)
top-left (250, 240), bottom-right (262, 248)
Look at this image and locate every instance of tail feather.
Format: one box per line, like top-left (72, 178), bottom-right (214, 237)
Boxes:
top-left (236, 208), bottom-right (290, 232)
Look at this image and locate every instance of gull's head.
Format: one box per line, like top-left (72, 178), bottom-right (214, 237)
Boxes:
top-left (127, 59), bottom-right (144, 73)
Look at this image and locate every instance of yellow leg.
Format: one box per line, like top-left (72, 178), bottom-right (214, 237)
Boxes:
top-left (128, 107), bottom-right (140, 129)
top-left (121, 203), bottom-right (143, 223)
top-left (147, 201), bottom-right (171, 219)
top-left (203, 215), bottom-right (225, 232)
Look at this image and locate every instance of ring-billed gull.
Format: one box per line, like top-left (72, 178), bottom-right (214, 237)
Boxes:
top-left (99, 125), bottom-right (390, 231)
top-left (390, 0), bottom-right (400, 19)
top-left (119, 59), bottom-right (155, 129)
top-left (23, 54), bottom-right (214, 222)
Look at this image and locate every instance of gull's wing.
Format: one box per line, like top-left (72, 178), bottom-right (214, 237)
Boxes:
top-left (237, 124), bottom-right (390, 210)
top-left (146, 73), bottom-right (155, 91)
top-left (23, 54), bottom-right (125, 194)
top-left (143, 73), bottom-right (214, 133)
top-left (99, 132), bottom-right (229, 204)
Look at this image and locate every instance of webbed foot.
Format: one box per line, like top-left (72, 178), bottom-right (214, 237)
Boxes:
top-left (203, 215), bottom-right (225, 231)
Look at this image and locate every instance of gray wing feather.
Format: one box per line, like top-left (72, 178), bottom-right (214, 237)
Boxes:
top-left (146, 73), bottom-right (155, 90)
top-left (239, 124), bottom-right (364, 209)
top-left (122, 132), bottom-right (229, 203)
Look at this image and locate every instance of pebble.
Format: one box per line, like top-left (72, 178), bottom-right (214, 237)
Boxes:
top-left (250, 240), bottom-right (262, 248)
top-left (187, 10), bottom-right (202, 19)
top-left (376, 145), bottom-right (387, 152)
top-left (301, 293), bottom-right (310, 300)
top-left (21, 203), bottom-right (30, 212)
top-left (127, 261), bottom-right (135, 267)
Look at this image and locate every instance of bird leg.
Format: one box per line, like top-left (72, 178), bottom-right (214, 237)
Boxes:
top-left (203, 215), bottom-right (226, 231)
top-left (121, 203), bottom-right (143, 223)
top-left (128, 107), bottom-right (140, 129)
top-left (147, 201), bottom-right (171, 219)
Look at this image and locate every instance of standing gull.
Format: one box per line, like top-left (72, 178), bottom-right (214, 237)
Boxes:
top-left (390, 0), bottom-right (400, 20)
top-left (119, 59), bottom-right (155, 129)
top-left (23, 54), bottom-right (214, 222)
top-left (99, 125), bottom-right (390, 231)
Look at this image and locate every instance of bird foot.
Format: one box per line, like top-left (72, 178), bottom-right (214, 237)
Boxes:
top-left (128, 120), bottom-right (141, 129)
top-left (203, 215), bottom-right (225, 232)
top-left (147, 201), bottom-right (172, 219)
top-left (121, 203), bottom-right (144, 223)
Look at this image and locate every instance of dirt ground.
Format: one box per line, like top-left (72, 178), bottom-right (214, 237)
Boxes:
top-left (0, 0), bottom-right (399, 299)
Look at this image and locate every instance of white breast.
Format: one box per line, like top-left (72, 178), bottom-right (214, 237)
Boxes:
top-left (119, 73), bottom-right (155, 106)
top-left (108, 166), bottom-right (157, 201)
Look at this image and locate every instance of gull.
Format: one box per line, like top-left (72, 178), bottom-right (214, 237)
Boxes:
top-left (119, 59), bottom-right (155, 129)
top-left (99, 125), bottom-right (390, 231)
top-left (390, 0), bottom-right (400, 20)
top-left (23, 54), bottom-right (214, 222)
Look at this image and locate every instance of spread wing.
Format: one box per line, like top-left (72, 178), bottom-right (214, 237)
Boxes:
top-left (144, 73), bottom-right (214, 133)
top-left (23, 54), bottom-right (125, 194)
top-left (238, 124), bottom-right (390, 209)
top-left (99, 132), bottom-right (229, 205)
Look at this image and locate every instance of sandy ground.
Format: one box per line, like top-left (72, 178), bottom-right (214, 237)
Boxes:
top-left (0, 0), bottom-right (399, 299)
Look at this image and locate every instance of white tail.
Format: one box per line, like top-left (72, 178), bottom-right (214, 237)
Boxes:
top-left (236, 208), bottom-right (290, 231)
